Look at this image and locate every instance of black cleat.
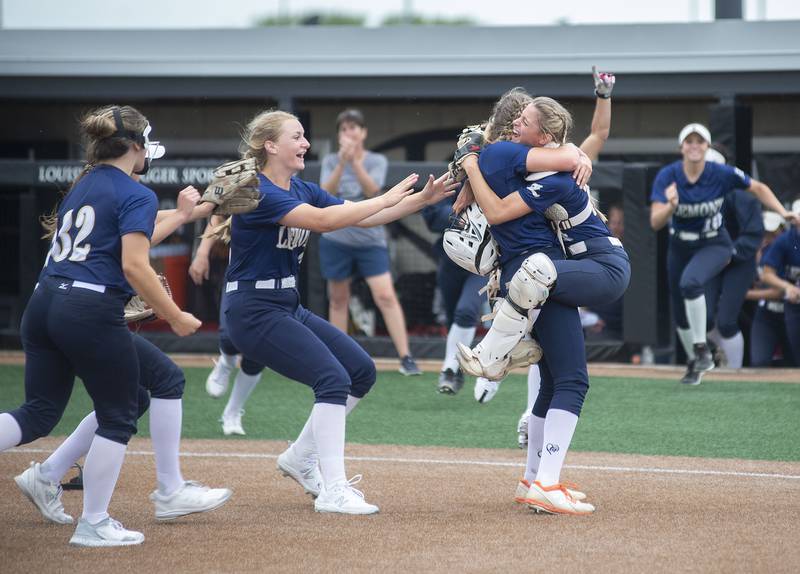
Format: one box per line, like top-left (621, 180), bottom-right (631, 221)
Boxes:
top-left (680, 360), bottom-right (703, 386)
top-left (437, 368), bottom-right (464, 395)
top-left (693, 343), bottom-right (715, 372)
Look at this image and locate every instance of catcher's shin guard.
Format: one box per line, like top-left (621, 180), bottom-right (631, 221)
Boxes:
top-left (457, 253), bottom-right (555, 380)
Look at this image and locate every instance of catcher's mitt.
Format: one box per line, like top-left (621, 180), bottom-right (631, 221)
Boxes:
top-left (448, 124), bottom-right (485, 183)
top-left (124, 274), bottom-right (172, 324)
top-left (200, 157), bottom-right (261, 215)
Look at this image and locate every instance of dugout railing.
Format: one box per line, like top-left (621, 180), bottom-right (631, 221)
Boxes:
top-left (0, 159), bottom-right (669, 360)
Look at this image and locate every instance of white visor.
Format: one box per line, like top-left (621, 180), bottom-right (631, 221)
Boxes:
top-left (142, 123), bottom-right (166, 159)
top-left (705, 148), bottom-right (725, 165)
top-left (679, 123), bottom-right (712, 146)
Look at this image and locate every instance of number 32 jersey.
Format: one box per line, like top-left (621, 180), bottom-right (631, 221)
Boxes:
top-left (40, 164), bottom-right (158, 294)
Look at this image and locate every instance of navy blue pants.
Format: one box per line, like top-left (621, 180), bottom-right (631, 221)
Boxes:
top-left (132, 334), bottom-right (185, 407)
top-left (224, 287), bottom-right (376, 406)
top-left (750, 304), bottom-right (794, 367)
top-left (501, 252), bottom-right (589, 417)
top-left (785, 302), bottom-right (800, 366)
top-left (437, 257), bottom-right (485, 328)
top-left (549, 243), bottom-right (631, 308)
top-left (705, 257), bottom-right (757, 338)
top-left (667, 235), bottom-right (733, 329)
top-left (10, 277), bottom-right (139, 445)
top-left (219, 292), bottom-right (265, 376)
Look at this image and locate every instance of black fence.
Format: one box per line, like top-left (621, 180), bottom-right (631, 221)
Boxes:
top-left (0, 159), bottom-right (665, 360)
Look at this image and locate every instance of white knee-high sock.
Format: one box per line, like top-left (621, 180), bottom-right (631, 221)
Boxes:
top-left (312, 403), bottom-right (347, 487)
top-left (292, 395), bottom-right (360, 461)
top-left (443, 324), bottom-right (476, 372)
top-left (40, 412), bottom-right (98, 483)
top-left (677, 328), bottom-right (696, 360)
top-left (526, 365), bottom-right (541, 412)
top-left (0, 412), bottom-right (23, 451)
top-left (535, 408), bottom-right (579, 486)
top-left (150, 398), bottom-right (184, 495)
top-left (524, 415), bottom-right (546, 483)
top-left (81, 435), bottom-right (127, 525)
top-left (223, 371), bottom-right (262, 418)
top-left (345, 395), bottom-right (361, 415)
top-left (720, 332), bottom-right (744, 369)
top-left (684, 295), bottom-right (708, 345)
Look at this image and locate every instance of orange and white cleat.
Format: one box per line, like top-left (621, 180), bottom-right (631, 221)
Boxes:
top-left (516, 478), bottom-right (587, 504)
top-left (525, 481), bottom-right (594, 515)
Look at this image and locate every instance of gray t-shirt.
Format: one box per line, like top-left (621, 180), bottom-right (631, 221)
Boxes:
top-left (320, 151), bottom-right (388, 247)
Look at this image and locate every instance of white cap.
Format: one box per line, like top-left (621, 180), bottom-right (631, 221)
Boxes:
top-left (792, 199), bottom-right (800, 215)
top-left (762, 211), bottom-right (784, 232)
top-left (705, 148), bottom-right (725, 165)
top-left (679, 123), bottom-right (712, 145)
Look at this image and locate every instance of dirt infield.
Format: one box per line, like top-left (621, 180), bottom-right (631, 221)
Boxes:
top-left (2, 438), bottom-right (799, 574)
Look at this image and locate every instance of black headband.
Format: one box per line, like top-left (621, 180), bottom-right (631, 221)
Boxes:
top-left (110, 107), bottom-right (145, 146)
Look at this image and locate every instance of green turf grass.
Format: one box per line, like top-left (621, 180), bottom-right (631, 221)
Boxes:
top-left (1, 365), bottom-right (798, 461)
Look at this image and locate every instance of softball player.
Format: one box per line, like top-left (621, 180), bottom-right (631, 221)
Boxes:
top-left (0, 105), bottom-right (200, 546)
top-left (703, 149), bottom-right (764, 369)
top-left (748, 212), bottom-right (793, 366)
top-left (220, 110), bottom-right (454, 515)
top-left (190, 216), bottom-right (266, 435)
top-left (455, 94), bottom-right (629, 514)
top-left (17, 188), bottom-right (231, 527)
top-left (650, 124), bottom-right (794, 384)
top-left (422, 195), bottom-right (488, 394)
top-left (760, 205), bottom-right (800, 364)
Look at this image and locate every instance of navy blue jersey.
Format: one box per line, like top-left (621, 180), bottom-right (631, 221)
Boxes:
top-left (479, 141), bottom-right (611, 262)
top-left (40, 164), bottom-right (158, 293)
top-left (227, 173), bottom-right (343, 281)
top-left (651, 160), bottom-right (751, 235)
top-left (761, 227), bottom-right (800, 285)
top-left (479, 141), bottom-right (559, 262)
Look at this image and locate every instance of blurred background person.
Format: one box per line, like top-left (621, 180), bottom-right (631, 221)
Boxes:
top-left (319, 109), bottom-right (421, 376)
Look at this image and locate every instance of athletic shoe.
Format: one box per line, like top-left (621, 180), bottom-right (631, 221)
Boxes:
top-left (693, 343), bottom-right (715, 372)
top-left (680, 361), bottom-right (703, 386)
top-left (220, 409), bottom-right (245, 436)
top-left (514, 478), bottom-right (532, 504)
top-left (524, 481), bottom-right (595, 515)
top-left (14, 462), bottom-right (74, 524)
top-left (69, 517), bottom-right (144, 547)
top-left (515, 478), bottom-right (587, 504)
top-left (276, 446), bottom-right (323, 498)
top-left (206, 358), bottom-right (234, 398)
top-left (399, 355), bottom-right (422, 376)
top-left (517, 411), bottom-right (529, 449)
top-left (474, 377), bottom-right (500, 403)
top-left (150, 481), bottom-right (232, 521)
top-left (437, 368), bottom-right (464, 395)
top-left (314, 475), bottom-right (379, 515)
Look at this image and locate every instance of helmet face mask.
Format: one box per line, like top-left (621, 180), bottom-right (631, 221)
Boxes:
top-left (442, 202), bottom-right (500, 276)
top-left (135, 122), bottom-right (166, 175)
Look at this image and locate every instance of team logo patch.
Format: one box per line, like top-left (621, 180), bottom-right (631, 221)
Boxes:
top-left (545, 443), bottom-right (559, 455)
top-left (527, 182), bottom-right (543, 197)
top-left (59, 282), bottom-right (69, 290)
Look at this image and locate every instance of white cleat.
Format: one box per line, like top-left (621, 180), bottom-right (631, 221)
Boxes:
top-left (150, 481), bottom-right (232, 521)
top-left (314, 476), bottom-right (379, 515)
top-left (206, 358), bottom-right (234, 398)
top-left (15, 462), bottom-right (74, 524)
top-left (277, 446), bottom-right (323, 498)
top-left (220, 409), bottom-right (246, 436)
top-left (474, 377), bottom-right (501, 403)
top-left (515, 478), bottom-right (586, 503)
top-left (525, 481), bottom-right (594, 515)
top-left (69, 517), bottom-right (144, 547)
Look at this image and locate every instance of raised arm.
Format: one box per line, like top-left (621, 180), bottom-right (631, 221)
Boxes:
top-left (462, 156), bottom-right (530, 225)
top-left (151, 187), bottom-right (214, 246)
top-left (279, 174), bottom-right (419, 233)
top-left (650, 183), bottom-right (678, 231)
top-left (357, 172), bottom-right (457, 227)
top-left (580, 66), bottom-right (615, 161)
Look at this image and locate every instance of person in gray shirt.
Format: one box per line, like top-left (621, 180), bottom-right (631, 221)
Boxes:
top-left (319, 109), bottom-right (421, 376)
